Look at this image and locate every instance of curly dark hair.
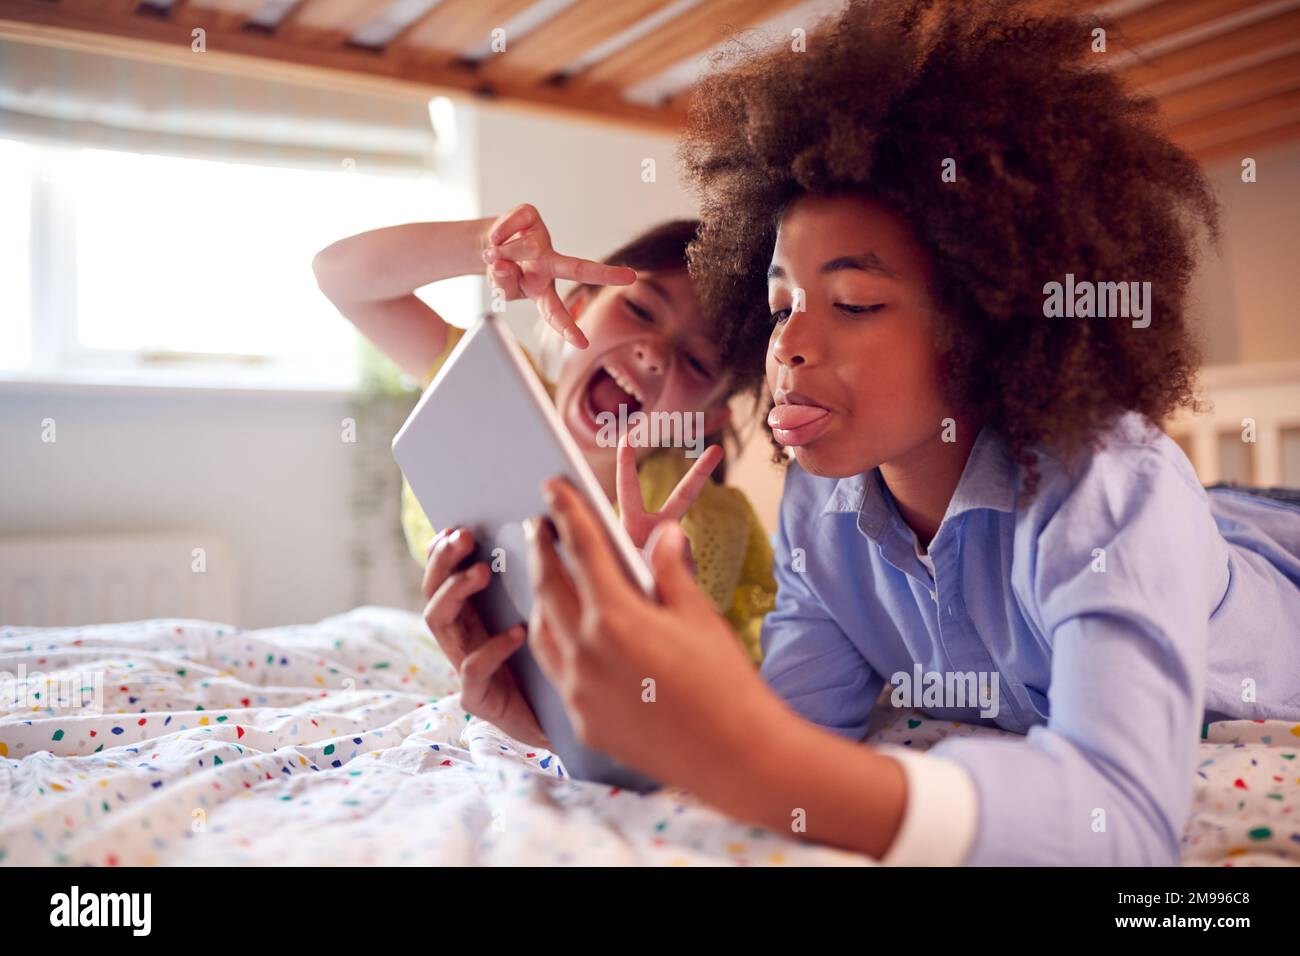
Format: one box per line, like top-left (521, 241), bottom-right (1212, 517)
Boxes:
top-left (679, 0), bottom-right (1219, 489)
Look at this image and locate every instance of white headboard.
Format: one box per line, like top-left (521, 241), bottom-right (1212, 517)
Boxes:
top-left (1165, 361), bottom-right (1300, 487)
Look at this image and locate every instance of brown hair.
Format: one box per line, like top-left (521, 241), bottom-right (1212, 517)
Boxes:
top-left (679, 0), bottom-right (1219, 491)
top-left (574, 219), bottom-right (703, 293)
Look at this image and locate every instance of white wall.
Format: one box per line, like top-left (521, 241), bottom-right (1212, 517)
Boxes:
top-left (0, 383), bottom-right (394, 627)
top-left (1196, 140), bottom-right (1300, 365)
top-left (471, 101), bottom-right (696, 275)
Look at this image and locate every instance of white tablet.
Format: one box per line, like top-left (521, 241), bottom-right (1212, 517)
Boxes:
top-left (391, 314), bottom-right (659, 792)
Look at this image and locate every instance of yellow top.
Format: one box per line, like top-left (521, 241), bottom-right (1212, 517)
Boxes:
top-left (399, 324), bottom-right (776, 664)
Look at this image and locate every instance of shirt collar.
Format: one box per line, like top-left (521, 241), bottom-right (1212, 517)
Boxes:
top-left (820, 426), bottom-right (1018, 537)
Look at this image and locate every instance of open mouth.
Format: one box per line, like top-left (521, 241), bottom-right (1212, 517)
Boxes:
top-left (581, 364), bottom-right (644, 427)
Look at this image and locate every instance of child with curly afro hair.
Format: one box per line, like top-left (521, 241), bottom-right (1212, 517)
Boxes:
top-left (517, 0), bottom-right (1300, 866)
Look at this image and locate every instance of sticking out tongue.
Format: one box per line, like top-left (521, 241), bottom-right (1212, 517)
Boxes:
top-left (768, 404), bottom-right (829, 430)
top-left (587, 367), bottom-right (641, 417)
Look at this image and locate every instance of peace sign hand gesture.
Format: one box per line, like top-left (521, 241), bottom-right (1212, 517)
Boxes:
top-left (615, 433), bottom-right (724, 575)
top-left (482, 203), bottom-right (637, 349)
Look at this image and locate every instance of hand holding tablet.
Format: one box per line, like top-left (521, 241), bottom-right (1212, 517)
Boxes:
top-left (394, 314), bottom-right (659, 790)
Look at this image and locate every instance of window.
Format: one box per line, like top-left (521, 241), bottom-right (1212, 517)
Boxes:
top-left (3, 138), bottom-right (478, 388)
top-left (0, 138), bottom-right (31, 371)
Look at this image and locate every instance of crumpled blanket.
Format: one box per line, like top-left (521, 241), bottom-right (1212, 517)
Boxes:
top-left (2, 606), bottom-right (1295, 866)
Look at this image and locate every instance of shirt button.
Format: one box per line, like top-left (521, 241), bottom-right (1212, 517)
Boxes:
top-left (929, 590), bottom-right (938, 603)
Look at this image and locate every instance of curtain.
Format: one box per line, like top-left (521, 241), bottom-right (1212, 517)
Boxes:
top-left (0, 37), bottom-right (438, 171)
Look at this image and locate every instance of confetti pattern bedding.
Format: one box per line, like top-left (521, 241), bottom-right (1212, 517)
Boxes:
top-left (1, 606), bottom-right (1296, 867)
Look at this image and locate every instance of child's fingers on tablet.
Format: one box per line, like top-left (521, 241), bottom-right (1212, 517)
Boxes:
top-left (546, 255), bottom-right (636, 288)
top-left (524, 515), bottom-right (580, 626)
top-left (425, 562), bottom-right (490, 637)
top-left (541, 478), bottom-right (634, 609)
top-left (421, 605), bottom-right (467, 667)
top-left (459, 625), bottom-right (525, 701)
top-left (421, 527), bottom-right (475, 598)
top-left (658, 444), bottom-right (724, 522)
top-left (488, 203), bottom-right (540, 246)
top-left (645, 522), bottom-right (708, 610)
top-left (420, 584), bottom-right (469, 664)
top-left (527, 603), bottom-right (563, 685)
top-left (425, 526), bottom-right (447, 559)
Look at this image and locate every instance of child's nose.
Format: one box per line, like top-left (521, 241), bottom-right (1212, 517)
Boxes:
top-left (633, 340), bottom-right (667, 374)
top-left (772, 320), bottom-right (813, 367)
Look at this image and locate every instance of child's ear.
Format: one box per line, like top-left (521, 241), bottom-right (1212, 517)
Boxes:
top-left (702, 401), bottom-right (732, 436)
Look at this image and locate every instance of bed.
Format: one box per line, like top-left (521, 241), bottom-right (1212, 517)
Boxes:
top-left (2, 605), bottom-right (1295, 867)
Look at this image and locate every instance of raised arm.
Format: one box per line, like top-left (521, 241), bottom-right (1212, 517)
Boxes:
top-left (313, 204), bottom-right (637, 379)
top-left (312, 218), bottom-right (493, 381)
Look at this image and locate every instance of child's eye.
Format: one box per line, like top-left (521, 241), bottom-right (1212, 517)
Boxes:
top-left (686, 354), bottom-right (714, 379)
top-left (769, 308), bottom-right (792, 325)
top-left (836, 303), bottom-right (885, 316)
top-left (625, 298), bottom-right (654, 323)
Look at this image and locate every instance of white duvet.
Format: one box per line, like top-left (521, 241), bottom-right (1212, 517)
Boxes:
top-left (1, 607), bottom-right (1295, 866)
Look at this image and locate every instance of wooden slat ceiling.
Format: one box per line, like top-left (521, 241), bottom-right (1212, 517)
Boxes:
top-left (0, 0), bottom-right (1296, 161)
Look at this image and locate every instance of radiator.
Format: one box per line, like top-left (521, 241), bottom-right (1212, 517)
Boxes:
top-left (0, 531), bottom-right (239, 627)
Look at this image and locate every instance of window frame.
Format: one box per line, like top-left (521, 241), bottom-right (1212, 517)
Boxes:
top-left (5, 137), bottom-right (475, 391)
